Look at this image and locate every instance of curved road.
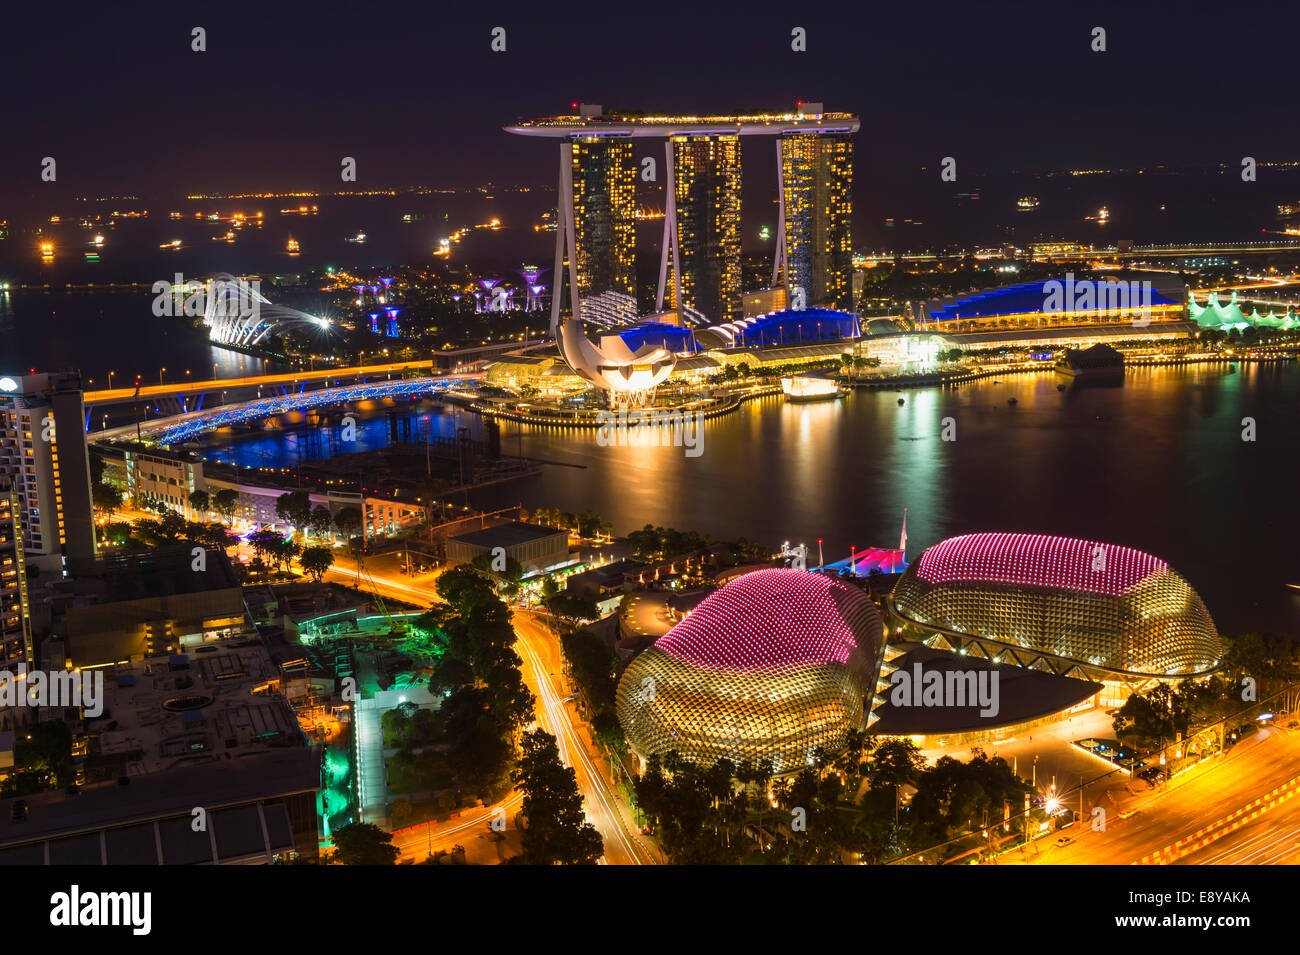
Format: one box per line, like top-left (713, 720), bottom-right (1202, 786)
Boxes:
top-left (323, 561), bottom-right (658, 864)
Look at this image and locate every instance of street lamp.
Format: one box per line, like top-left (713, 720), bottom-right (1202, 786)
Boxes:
top-left (159, 368), bottom-right (166, 386)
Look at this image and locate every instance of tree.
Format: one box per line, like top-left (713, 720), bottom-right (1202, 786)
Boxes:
top-left (308, 505), bottom-right (333, 539)
top-left (157, 509), bottom-right (187, 542)
top-left (470, 551), bottom-right (524, 599)
top-left (334, 506), bottom-right (363, 542)
top-left (300, 545), bottom-right (335, 582)
top-left (331, 823), bottom-right (400, 865)
top-left (247, 528), bottom-right (282, 563)
top-left (544, 593), bottom-right (598, 632)
top-left (275, 490), bottom-right (313, 536)
top-left (511, 729), bottom-right (603, 865)
top-left (101, 521), bottom-right (133, 546)
top-left (212, 488), bottom-right (239, 526)
top-left (188, 489), bottom-right (210, 516)
top-left (91, 482), bottom-right (122, 520)
top-left (200, 522), bottom-right (236, 554)
top-left (273, 537), bottom-right (302, 573)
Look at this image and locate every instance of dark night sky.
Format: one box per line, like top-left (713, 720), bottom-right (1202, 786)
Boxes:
top-left (1, 0), bottom-right (1297, 204)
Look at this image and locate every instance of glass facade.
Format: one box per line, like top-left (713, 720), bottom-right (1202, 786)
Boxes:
top-left (616, 569), bottom-right (883, 774)
top-left (781, 133), bottom-right (853, 309)
top-left (890, 533), bottom-right (1221, 678)
top-left (571, 137), bottom-right (636, 304)
top-left (671, 135), bottom-right (743, 323)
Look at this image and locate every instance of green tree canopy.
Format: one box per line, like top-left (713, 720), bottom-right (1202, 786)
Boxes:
top-left (511, 728), bottom-right (603, 865)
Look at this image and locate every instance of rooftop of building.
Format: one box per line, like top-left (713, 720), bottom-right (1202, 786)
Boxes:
top-left (869, 643), bottom-right (1103, 736)
top-left (80, 639), bottom-right (305, 782)
top-left (924, 277), bottom-right (1186, 321)
top-left (243, 580), bottom-right (392, 626)
top-left (0, 746), bottom-right (319, 854)
top-left (565, 558), bottom-right (641, 590)
top-left (448, 520), bottom-right (567, 549)
top-left (506, 107), bottom-right (860, 138)
top-left (718, 341), bottom-right (855, 362)
top-left (73, 545), bottom-right (240, 602)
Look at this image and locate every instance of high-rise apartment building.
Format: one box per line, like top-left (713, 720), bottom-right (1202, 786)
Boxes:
top-left (0, 478), bottom-right (31, 672)
top-left (780, 132), bottom-right (854, 309)
top-left (0, 372), bottom-right (98, 571)
top-left (571, 137), bottom-right (637, 303)
top-left (669, 135), bottom-right (743, 323)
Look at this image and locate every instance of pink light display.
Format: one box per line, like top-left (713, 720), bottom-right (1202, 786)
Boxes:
top-left (915, 532), bottom-right (1166, 596)
top-left (657, 568), bottom-right (880, 673)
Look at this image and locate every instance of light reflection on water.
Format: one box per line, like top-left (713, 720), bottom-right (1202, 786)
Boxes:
top-left (204, 364), bottom-right (1300, 635)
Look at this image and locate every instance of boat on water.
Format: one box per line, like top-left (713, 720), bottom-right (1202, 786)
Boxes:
top-left (781, 375), bottom-right (844, 402)
top-left (346, 231), bottom-right (367, 244)
top-left (286, 235), bottom-right (300, 254)
top-left (1016, 196), bottom-right (1039, 211)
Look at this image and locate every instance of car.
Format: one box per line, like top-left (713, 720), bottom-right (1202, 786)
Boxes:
top-left (1056, 836), bottom-right (1073, 847)
top-left (1287, 721), bottom-right (1298, 729)
top-left (1117, 809), bottom-right (1139, 821)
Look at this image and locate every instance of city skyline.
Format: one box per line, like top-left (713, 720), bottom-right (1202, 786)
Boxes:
top-left (2, 4), bottom-right (1299, 920)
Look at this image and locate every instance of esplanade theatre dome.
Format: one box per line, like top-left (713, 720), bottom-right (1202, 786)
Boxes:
top-left (615, 569), bottom-right (884, 774)
top-left (889, 533), bottom-right (1221, 679)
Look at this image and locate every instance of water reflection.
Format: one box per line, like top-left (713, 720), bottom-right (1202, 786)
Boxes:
top-left (203, 365), bottom-right (1300, 635)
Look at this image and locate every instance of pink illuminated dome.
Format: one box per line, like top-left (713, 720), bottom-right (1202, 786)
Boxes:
top-left (616, 569), bottom-right (884, 774)
top-left (891, 532), bottom-right (1220, 678)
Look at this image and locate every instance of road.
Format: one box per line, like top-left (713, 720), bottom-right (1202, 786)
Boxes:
top-left (84, 358), bottom-right (463, 403)
top-left (321, 558), bottom-right (657, 864)
top-left (1184, 800), bottom-right (1300, 865)
top-left (513, 610), bottom-right (658, 865)
top-left (388, 793), bottom-right (525, 864)
top-left (1021, 725), bottom-right (1300, 865)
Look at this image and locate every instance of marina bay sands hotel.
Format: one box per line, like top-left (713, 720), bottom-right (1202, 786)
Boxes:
top-left (504, 104), bottom-right (860, 325)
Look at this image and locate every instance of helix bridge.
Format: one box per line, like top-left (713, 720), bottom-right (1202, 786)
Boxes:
top-left (95, 375), bottom-right (477, 448)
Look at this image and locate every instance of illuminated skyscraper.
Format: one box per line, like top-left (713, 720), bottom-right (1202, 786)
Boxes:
top-left (667, 135), bottom-right (743, 323)
top-left (0, 478), bottom-right (31, 673)
top-left (571, 137), bottom-right (636, 302)
top-left (0, 372), bottom-right (98, 571)
top-left (777, 132), bottom-right (853, 309)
